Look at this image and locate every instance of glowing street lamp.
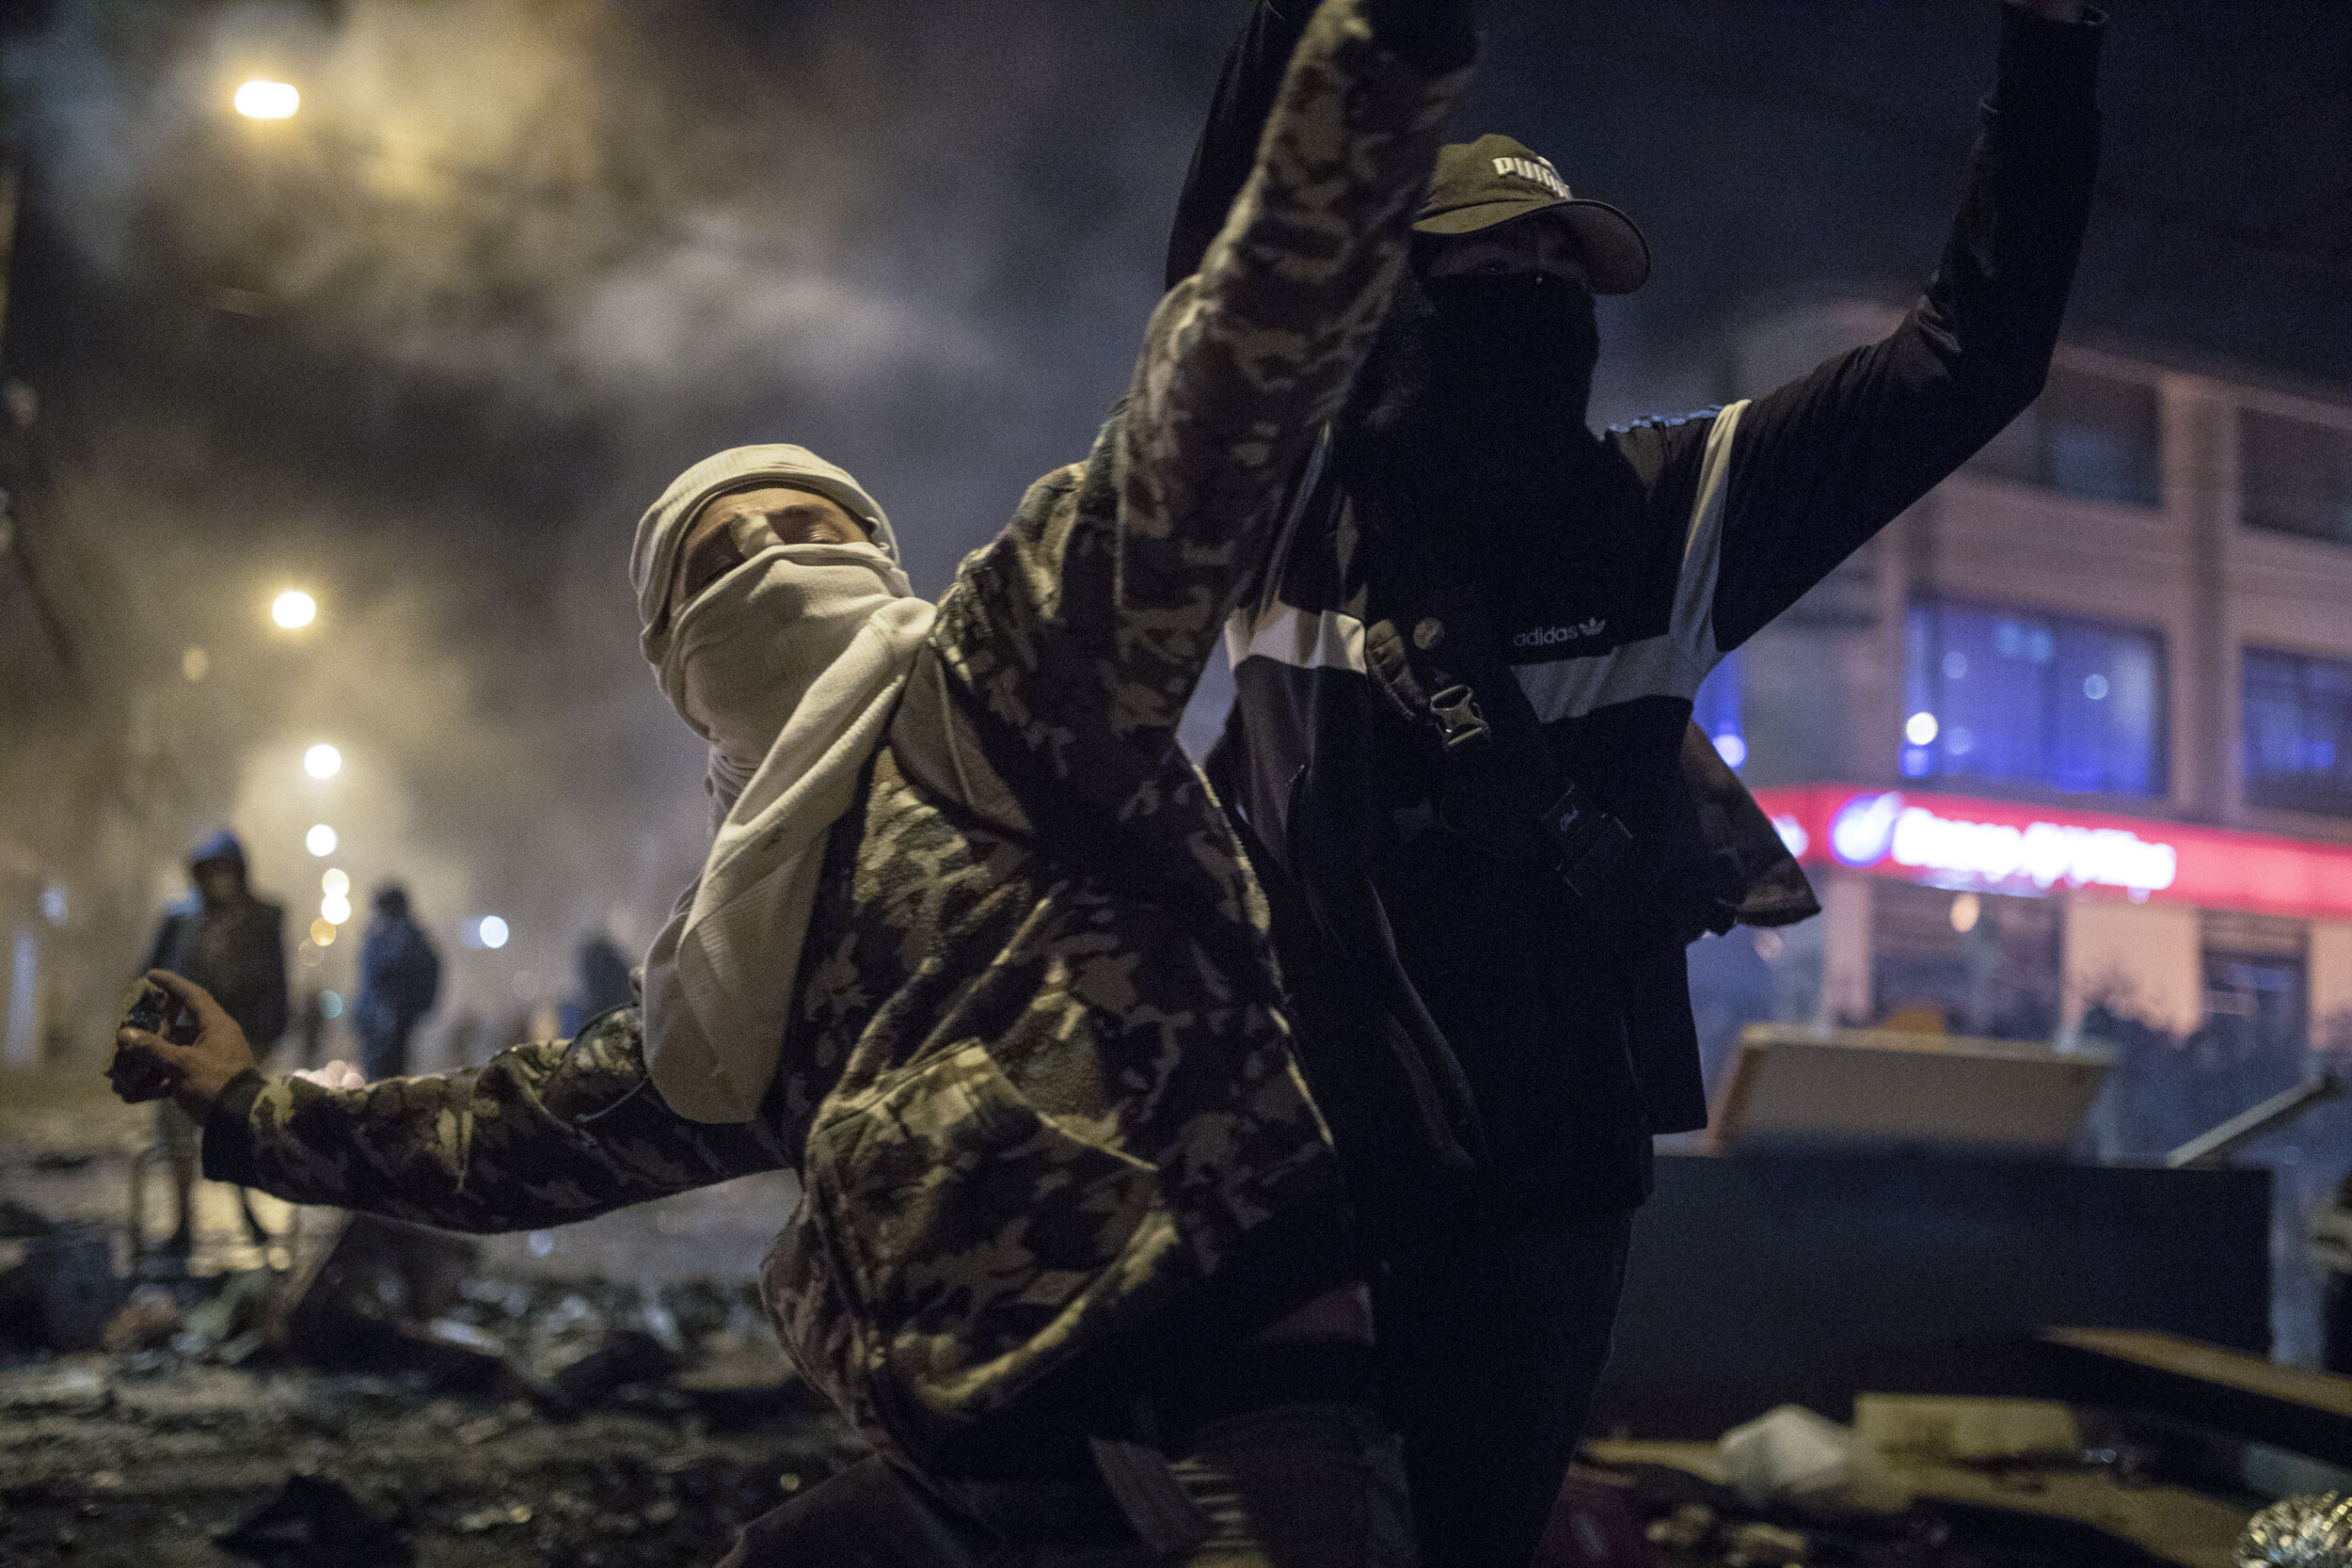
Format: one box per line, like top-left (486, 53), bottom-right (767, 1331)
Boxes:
top-left (304, 743), bottom-right (342, 780)
top-left (306, 824), bottom-right (338, 857)
top-left (272, 590), bottom-right (317, 629)
top-left (234, 81), bottom-right (300, 119)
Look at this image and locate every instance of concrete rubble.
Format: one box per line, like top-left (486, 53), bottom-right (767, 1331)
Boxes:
top-left (0, 1203), bottom-right (863, 1567)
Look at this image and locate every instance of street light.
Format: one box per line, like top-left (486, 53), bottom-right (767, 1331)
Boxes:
top-left (272, 590), bottom-right (317, 629)
top-left (234, 81), bottom-right (300, 120)
top-left (304, 743), bottom-right (342, 780)
top-left (306, 824), bottom-right (338, 857)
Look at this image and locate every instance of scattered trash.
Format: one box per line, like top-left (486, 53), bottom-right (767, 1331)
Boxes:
top-left (2237, 1492), bottom-right (2352, 1566)
top-left (1647, 1501), bottom-right (1716, 1549)
top-left (0, 1212), bottom-right (125, 1354)
top-left (1851, 1394), bottom-right (2083, 1465)
top-left (546, 1326), bottom-right (687, 1411)
top-left (0, 1183), bottom-right (844, 1567)
top-left (103, 1284), bottom-right (181, 1352)
top-left (453, 1499), bottom-right (533, 1533)
top-left (174, 1268), bottom-right (276, 1358)
top-left (1720, 1404), bottom-right (1852, 1505)
top-left (215, 1473), bottom-right (409, 1567)
top-left (1720, 1519), bottom-right (1810, 1567)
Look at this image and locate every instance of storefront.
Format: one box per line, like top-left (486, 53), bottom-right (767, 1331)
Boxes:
top-left (1750, 784), bottom-right (2352, 1055)
top-left (1746, 784), bottom-right (2352, 1363)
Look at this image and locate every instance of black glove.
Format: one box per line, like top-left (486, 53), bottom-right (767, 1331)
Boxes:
top-left (1359, 0), bottom-right (1478, 73)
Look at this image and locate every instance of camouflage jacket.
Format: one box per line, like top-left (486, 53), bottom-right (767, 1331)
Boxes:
top-left (205, 0), bottom-right (1469, 1474)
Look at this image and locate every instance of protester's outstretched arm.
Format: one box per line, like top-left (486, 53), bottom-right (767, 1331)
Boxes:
top-left (939, 0), bottom-right (1471, 798)
top-left (124, 972), bottom-right (787, 1232)
top-left (1706, 0), bottom-right (2103, 649)
top-left (1165, 1), bottom-right (1316, 292)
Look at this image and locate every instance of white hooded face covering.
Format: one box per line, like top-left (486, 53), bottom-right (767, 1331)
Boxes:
top-left (629, 447), bottom-right (937, 1122)
top-left (661, 541), bottom-right (912, 822)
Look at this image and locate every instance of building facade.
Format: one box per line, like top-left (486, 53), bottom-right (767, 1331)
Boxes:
top-left (1693, 304), bottom-right (2352, 1362)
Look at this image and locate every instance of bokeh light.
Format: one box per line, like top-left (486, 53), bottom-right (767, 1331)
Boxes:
top-left (310, 918), bottom-right (337, 946)
top-left (271, 590), bottom-right (316, 628)
top-left (321, 990), bottom-right (344, 1020)
top-left (305, 823), bottom-right (338, 857)
top-left (182, 647), bottom-right (210, 682)
top-left (322, 868), bottom-right (350, 897)
top-left (322, 892), bottom-right (353, 925)
top-left (304, 743), bottom-right (342, 780)
top-left (234, 81), bottom-right (300, 119)
top-left (478, 915), bottom-right (510, 949)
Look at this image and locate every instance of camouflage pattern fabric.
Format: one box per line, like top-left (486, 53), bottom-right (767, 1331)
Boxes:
top-left (208, 0), bottom-right (1469, 1474)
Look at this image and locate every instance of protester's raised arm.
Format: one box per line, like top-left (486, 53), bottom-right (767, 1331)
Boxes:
top-left (934, 0), bottom-right (1471, 798)
top-left (1165, 1), bottom-right (1315, 293)
top-left (1706, 0), bottom-right (2103, 651)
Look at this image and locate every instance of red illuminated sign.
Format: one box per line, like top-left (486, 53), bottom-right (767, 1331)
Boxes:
top-left (1753, 784), bottom-right (2352, 923)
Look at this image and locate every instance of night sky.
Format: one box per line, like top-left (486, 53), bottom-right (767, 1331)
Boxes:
top-left (1, 0), bottom-right (2344, 1049)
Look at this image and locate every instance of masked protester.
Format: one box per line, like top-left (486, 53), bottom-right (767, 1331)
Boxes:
top-left (116, 3), bottom-right (1475, 1560)
top-left (1168, 3), bottom-right (2105, 1563)
top-left (139, 830), bottom-right (289, 1261)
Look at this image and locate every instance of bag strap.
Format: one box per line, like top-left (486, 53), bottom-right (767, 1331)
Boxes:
top-left (1359, 502), bottom-right (1637, 904)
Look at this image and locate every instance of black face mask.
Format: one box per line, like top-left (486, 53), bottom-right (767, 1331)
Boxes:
top-left (1340, 268), bottom-right (1606, 553)
top-left (1417, 271), bottom-right (1600, 437)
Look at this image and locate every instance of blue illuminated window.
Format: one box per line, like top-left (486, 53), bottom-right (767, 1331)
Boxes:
top-left (1695, 648), bottom-right (1745, 769)
top-left (1904, 600), bottom-right (2168, 797)
top-left (2244, 647), bottom-right (2352, 817)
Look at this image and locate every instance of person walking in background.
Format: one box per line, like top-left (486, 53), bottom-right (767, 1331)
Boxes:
top-left (353, 883), bottom-right (440, 1081)
top-left (140, 830), bottom-right (289, 1261)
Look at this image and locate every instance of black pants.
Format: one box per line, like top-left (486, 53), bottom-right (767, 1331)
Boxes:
top-left (722, 1404), bottom-right (1414, 1566)
top-left (1371, 1208), bottom-right (1634, 1568)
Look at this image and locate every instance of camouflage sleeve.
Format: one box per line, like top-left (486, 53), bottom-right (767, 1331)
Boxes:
top-left (201, 1006), bottom-right (791, 1233)
top-left (934, 0), bottom-right (1468, 805)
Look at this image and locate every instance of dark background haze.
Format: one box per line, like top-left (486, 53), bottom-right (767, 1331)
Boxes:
top-left (0, 0), bottom-right (2344, 1061)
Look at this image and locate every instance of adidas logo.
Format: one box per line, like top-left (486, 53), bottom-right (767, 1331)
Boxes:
top-left (1510, 618), bottom-right (1607, 650)
top-left (1492, 155), bottom-right (1571, 202)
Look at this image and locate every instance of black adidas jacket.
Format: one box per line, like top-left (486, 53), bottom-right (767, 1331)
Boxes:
top-left (1176, 1), bottom-right (2105, 1219)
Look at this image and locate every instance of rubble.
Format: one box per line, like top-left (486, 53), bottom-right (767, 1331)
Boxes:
top-left (0, 1199), bottom-right (124, 1354)
top-left (0, 1186), bottom-right (853, 1568)
top-left (216, 1473), bottom-right (408, 1566)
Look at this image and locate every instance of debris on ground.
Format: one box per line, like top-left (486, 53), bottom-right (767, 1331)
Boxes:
top-left (0, 1190), bottom-right (857, 1568)
top-left (0, 1199), bottom-right (125, 1354)
top-left (0, 1307), bottom-right (861, 1567)
top-left (216, 1472), bottom-right (409, 1567)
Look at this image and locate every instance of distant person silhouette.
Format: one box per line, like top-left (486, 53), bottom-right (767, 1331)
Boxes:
top-left (141, 830), bottom-right (288, 1259)
top-left (562, 933), bottom-right (635, 1036)
top-left (353, 884), bottom-right (440, 1081)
